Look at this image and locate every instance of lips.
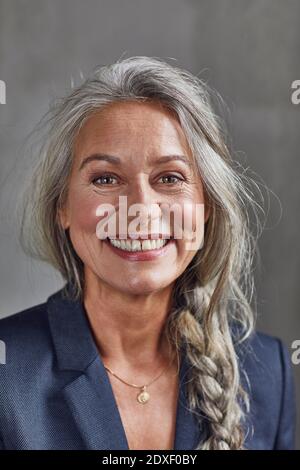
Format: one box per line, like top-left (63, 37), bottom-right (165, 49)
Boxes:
top-left (107, 237), bottom-right (170, 252)
top-left (106, 234), bottom-right (174, 240)
top-left (104, 236), bottom-right (175, 261)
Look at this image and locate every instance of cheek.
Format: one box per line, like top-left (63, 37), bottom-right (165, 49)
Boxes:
top-left (68, 189), bottom-right (100, 234)
top-left (174, 192), bottom-right (205, 256)
top-left (175, 193), bottom-right (205, 235)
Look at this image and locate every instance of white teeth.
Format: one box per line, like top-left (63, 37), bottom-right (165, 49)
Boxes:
top-left (107, 238), bottom-right (169, 252)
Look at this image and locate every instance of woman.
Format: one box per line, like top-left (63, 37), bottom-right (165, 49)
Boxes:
top-left (0, 56), bottom-right (296, 450)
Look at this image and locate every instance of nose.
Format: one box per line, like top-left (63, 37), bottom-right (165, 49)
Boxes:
top-left (127, 175), bottom-right (156, 206)
top-left (125, 175), bottom-right (163, 234)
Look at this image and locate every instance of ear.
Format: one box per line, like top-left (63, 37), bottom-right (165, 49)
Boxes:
top-left (57, 205), bottom-right (70, 230)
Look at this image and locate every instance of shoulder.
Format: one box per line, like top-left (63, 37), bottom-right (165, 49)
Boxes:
top-left (0, 285), bottom-right (71, 350)
top-left (0, 301), bottom-right (51, 355)
top-left (236, 330), bottom-right (296, 449)
top-left (0, 295), bottom-right (59, 385)
top-left (237, 330), bottom-right (288, 378)
top-left (236, 330), bottom-right (294, 404)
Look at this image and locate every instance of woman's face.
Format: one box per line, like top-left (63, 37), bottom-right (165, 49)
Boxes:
top-left (60, 100), bottom-right (209, 295)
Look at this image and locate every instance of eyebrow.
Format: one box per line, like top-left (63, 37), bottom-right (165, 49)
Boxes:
top-left (79, 153), bottom-right (192, 170)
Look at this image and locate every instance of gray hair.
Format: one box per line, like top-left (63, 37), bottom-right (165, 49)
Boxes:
top-left (20, 56), bottom-right (264, 449)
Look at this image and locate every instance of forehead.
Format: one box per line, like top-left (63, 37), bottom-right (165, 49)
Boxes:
top-left (73, 100), bottom-right (191, 158)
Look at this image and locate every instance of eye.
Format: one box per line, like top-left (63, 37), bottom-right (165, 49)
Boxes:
top-left (92, 174), bottom-right (119, 186)
top-left (158, 174), bottom-right (184, 185)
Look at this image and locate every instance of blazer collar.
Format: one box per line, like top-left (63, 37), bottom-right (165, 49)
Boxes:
top-left (47, 285), bottom-right (203, 450)
top-left (47, 284), bottom-right (98, 371)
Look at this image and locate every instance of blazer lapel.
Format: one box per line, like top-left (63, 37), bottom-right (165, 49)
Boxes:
top-left (62, 356), bottom-right (129, 450)
top-left (47, 285), bottom-right (129, 450)
top-left (47, 285), bottom-right (205, 450)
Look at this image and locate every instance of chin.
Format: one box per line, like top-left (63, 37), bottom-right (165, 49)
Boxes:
top-left (114, 276), bottom-right (173, 296)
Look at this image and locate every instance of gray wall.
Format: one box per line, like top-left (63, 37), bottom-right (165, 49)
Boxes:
top-left (0, 0), bottom-right (299, 448)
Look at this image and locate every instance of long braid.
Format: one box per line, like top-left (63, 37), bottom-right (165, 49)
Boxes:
top-left (165, 278), bottom-right (249, 450)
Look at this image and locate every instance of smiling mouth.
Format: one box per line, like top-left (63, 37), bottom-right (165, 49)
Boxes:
top-left (105, 237), bottom-right (174, 252)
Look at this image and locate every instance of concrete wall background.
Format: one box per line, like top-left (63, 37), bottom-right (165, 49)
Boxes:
top-left (0, 0), bottom-right (299, 448)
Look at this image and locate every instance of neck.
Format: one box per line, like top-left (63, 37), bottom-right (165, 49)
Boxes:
top-left (83, 269), bottom-right (176, 373)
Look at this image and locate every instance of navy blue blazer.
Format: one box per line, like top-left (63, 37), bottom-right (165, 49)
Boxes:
top-left (0, 286), bottom-right (296, 450)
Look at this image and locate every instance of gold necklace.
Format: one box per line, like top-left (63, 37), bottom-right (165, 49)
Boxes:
top-left (103, 345), bottom-right (177, 405)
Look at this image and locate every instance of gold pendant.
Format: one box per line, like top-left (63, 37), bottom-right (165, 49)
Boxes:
top-left (137, 386), bottom-right (150, 404)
